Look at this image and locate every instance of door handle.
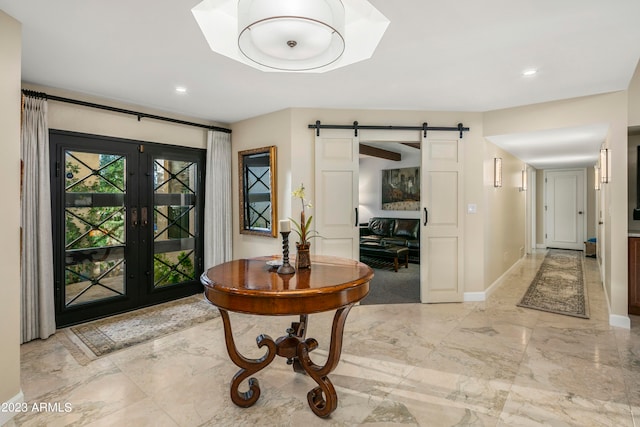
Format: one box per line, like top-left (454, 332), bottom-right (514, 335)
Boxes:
top-left (141, 207), bottom-right (149, 227)
top-left (131, 207), bottom-right (138, 227)
top-left (423, 207), bottom-right (428, 226)
top-left (354, 208), bottom-right (358, 227)
top-left (578, 211), bottom-right (583, 215)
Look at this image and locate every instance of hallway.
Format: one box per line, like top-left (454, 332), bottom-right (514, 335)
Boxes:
top-left (8, 251), bottom-right (640, 426)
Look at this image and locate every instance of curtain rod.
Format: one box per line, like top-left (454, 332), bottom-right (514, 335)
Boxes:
top-left (308, 120), bottom-right (469, 138)
top-left (21, 89), bottom-right (231, 134)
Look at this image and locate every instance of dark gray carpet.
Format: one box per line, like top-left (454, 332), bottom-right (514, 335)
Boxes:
top-left (361, 260), bottom-right (420, 305)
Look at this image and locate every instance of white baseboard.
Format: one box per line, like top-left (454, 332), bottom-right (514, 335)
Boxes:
top-left (0, 390), bottom-right (24, 426)
top-left (463, 292), bottom-right (485, 302)
top-left (594, 262), bottom-right (629, 329)
top-left (536, 243), bottom-right (546, 249)
top-left (487, 255), bottom-right (526, 297)
top-left (463, 254), bottom-right (527, 302)
top-left (609, 314), bottom-right (631, 330)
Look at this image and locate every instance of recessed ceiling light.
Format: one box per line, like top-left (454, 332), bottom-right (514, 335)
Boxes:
top-left (175, 86), bottom-right (187, 94)
top-left (522, 69), bottom-right (538, 77)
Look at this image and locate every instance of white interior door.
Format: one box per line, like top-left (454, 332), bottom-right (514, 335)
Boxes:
top-left (314, 130), bottom-right (359, 259)
top-left (420, 131), bottom-right (464, 302)
top-left (545, 169), bottom-right (586, 250)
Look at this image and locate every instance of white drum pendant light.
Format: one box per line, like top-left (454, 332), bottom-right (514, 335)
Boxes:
top-left (238, 0), bottom-right (345, 71)
top-left (192, 0), bottom-right (389, 73)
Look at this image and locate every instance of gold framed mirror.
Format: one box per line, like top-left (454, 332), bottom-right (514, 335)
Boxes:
top-left (238, 146), bottom-right (277, 237)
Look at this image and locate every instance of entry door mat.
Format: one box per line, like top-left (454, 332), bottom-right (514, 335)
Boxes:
top-left (60, 294), bottom-right (219, 364)
top-left (517, 249), bottom-right (590, 319)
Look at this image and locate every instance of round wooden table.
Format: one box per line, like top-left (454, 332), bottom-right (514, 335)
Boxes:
top-left (201, 255), bottom-right (373, 418)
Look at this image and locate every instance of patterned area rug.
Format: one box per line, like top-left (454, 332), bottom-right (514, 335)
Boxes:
top-left (518, 249), bottom-right (589, 319)
top-left (60, 294), bottom-right (219, 364)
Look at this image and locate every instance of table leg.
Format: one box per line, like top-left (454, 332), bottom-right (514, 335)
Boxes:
top-left (283, 315), bottom-right (310, 375)
top-left (296, 304), bottom-right (354, 418)
top-left (218, 308), bottom-right (277, 408)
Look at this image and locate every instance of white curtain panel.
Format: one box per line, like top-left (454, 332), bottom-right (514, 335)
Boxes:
top-left (204, 130), bottom-right (233, 268)
top-left (20, 95), bottom-right (56, 343)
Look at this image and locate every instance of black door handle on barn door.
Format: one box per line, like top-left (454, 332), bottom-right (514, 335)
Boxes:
top-left (424, 207), bottom-right (428, 226)
top-left (355, 208), bottom-right (358, 227)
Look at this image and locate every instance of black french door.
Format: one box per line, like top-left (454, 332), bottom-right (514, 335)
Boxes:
top-left (50, 130), bottom-right (205, 327)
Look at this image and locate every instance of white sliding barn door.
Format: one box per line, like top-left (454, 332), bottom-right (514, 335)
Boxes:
top-left (314, 130), bottom-right (359, 259)
top-left (421, 131), bottom-right (464, 302)
top-left (544, 169), bottom-right (586, 250)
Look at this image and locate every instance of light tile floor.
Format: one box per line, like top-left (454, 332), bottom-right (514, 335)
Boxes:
top-left (6, 251), bottom-right (640, 426)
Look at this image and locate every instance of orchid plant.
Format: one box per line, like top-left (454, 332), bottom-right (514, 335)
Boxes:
top-left (290, 183), bottom-right (319, 246)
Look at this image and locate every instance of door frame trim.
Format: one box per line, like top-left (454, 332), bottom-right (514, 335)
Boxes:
top-left (49, 129), bottom-right (206, 327)
top-left (543, 168), bottom-right (587, 250)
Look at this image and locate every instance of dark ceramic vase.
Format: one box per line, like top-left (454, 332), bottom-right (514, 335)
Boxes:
top-left (295, 242), bottom-right (311, 269)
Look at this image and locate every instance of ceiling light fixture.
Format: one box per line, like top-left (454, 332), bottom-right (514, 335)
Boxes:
top-left (175, 86), bottom-right (187, 94)
top-left (522, 68), bottom-right (538, 77)
top-left (238, 0), bottom-right (345, 71)
top-left (191, 0), bottom-right (389, 73)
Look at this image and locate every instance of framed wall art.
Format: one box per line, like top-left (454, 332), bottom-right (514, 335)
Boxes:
top-left (381, 167), bottom-right (420, 210)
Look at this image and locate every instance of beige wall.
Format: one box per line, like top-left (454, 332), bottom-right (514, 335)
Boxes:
top-left (0, 10), bottom-right (23, 418)
top-left (484, 91), bottom-right (629, 322)
top-left (359, 149), bottom-right (421, 222)
top-left (22, 84), bottom-right (222, 149)
top-left (230, 109), bottom-right (293, 259)
top-left (483, 142), bottom-right (527, 287)
top-left (232, 108), bottom-right (492, 294)
top-left (629, 60), bottom-right (640, 127)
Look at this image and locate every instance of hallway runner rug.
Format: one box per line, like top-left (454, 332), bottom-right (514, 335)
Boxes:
top-left (60, 294), bottom-right (219, 364)
top-left (517, 249), bottom-right (590, 319)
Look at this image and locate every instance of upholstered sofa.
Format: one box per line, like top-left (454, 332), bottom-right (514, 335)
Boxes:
top-left (360, 217), bottom-right (420, 262)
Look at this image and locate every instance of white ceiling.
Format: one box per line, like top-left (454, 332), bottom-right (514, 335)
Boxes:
top-left (486, 124), bottom-right (610, 169)
top-left (2, 0), bottom-right (639, 169)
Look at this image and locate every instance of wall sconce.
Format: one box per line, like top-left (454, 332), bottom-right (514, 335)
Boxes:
top-left (599, 148), bottom-right (610, 184)
top-left (519, 169), bottom-right (527, 192)
top-left (493, 158), bottom-right (502, 187)
top-left (594, 166), bottom-right (601, 190)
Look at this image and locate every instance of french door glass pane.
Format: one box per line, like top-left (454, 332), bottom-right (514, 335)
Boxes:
top-left (64, 151), bottom-right (126, 306)
top-left (153, 158), bottom-right (197, 288)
